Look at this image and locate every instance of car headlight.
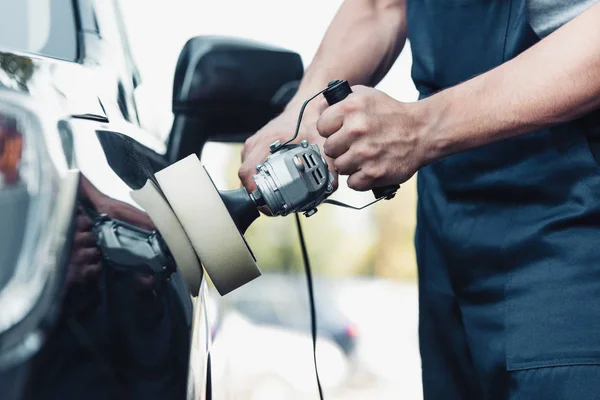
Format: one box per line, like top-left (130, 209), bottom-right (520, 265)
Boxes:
top-left (0, 91), bottom-right (79, 370)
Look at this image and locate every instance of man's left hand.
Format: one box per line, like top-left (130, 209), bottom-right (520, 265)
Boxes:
top-left (317, 85), bottom-right (427, 191)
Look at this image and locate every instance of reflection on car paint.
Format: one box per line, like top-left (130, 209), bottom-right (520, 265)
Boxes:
top-left (0, 5), bottom-right (203, 397)
top-left (23, 175), bottom-right (193, 399)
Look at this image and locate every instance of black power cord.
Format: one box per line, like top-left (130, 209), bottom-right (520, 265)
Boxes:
top-left (294, 213), bottom-right (324, 400)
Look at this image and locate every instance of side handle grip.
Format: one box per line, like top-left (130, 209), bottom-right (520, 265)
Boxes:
top-left (323, 80), bottom-right (400, 200)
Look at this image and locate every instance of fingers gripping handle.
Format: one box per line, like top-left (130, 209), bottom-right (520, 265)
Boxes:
top-left (323, 80), bottom-right (400, 200)
top-left (323, 79), bottom-right (354, 106)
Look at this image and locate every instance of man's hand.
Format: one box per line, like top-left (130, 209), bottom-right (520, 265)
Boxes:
top-left (239, 101), bottom-right (338, 192)
top-left (317, 85), bottom-right (426, 191)
top-left (94, 196), bottom-right (156, 231)
top-left (237, 0), bottom-right (408, 192)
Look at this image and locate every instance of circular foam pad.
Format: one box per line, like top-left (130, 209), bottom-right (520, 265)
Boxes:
top-left (131, 179), bottom-right (202, 296)
top-left (155, 154), bottom-right (261, 296)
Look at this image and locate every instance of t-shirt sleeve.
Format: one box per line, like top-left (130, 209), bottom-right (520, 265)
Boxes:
top-left (528, 0), bottom-right (600, 38)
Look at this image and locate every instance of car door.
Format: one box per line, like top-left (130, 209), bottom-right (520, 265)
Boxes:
top-left (61, 2), bottom-right (212, 399)
top-left (0, 1), bottom-right (210, 399)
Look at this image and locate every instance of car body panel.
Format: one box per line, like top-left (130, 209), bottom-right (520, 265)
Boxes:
top-left (0, 1), bottom-right (210, 398)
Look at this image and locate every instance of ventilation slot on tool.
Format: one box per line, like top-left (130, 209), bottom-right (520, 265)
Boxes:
top-left (315, 167), bottom-right (323, 181)
top-left (312, 168), bottom-right (325, 186)
top-left (303, 153), bottom-right (315, 168)
top-left (312, 171), bottom-right (320, 185)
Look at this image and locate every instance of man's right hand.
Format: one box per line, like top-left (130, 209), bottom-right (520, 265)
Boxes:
top-left (238, 100), bottom-right (338, 193)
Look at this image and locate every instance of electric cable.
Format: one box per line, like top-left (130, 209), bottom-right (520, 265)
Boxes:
top-left (279, 88), bottom-right (328, 149)
top-left (294, 213), bottom-right (324, 400)
top-left (323, 196), bottom-right (385, 210)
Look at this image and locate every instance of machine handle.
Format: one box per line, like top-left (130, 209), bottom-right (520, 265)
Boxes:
top-left (323, 80), bottom-right (400, 200)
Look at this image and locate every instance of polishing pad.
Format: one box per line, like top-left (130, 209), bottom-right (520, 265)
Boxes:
top-left (131, 180), bottom-right (202, 295)
top-left (154, 154), bottom-right (261, 296)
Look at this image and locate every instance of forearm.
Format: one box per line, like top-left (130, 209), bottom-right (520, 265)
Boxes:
top-left (239, 0), bottom-right (407, 190)
top-left (288, 0), bottom-right (407, 109)
top-left (421, 2), bottom-right (600, 163)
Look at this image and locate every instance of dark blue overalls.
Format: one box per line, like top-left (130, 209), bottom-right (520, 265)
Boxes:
top-left (408, 0), bottom-right (600, 398)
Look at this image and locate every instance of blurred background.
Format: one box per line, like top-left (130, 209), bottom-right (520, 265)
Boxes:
top-left (119, 1), bottom-right (422, 398)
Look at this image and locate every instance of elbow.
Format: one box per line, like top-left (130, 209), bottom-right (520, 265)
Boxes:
top-left (370, 0), bottom-right (408, 84)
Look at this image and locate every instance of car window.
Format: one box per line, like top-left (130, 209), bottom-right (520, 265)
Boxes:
top-left (0, 0), bottom-right (77, 61)
top-left (93, 0), bottom-right (141, 122)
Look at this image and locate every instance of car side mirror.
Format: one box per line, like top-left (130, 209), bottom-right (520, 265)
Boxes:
top-left (167, 36), bottom-right (304, 163)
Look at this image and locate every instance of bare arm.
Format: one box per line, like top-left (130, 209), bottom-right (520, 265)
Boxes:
top-left (316, 2), bottom-right (600, 191)
top-left (239, 0), bottom-right (407, 191)
top-left (289, 0), bottom-right (407, 108)
top-left (421, 2), bottom-right (600, 163)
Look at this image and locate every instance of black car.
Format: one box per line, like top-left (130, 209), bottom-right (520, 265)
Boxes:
top-left (0, 1), bottom-right (303, 399)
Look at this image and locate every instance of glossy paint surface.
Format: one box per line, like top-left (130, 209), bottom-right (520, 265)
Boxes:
top-left (0, 1), bottom-right (208, 398)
